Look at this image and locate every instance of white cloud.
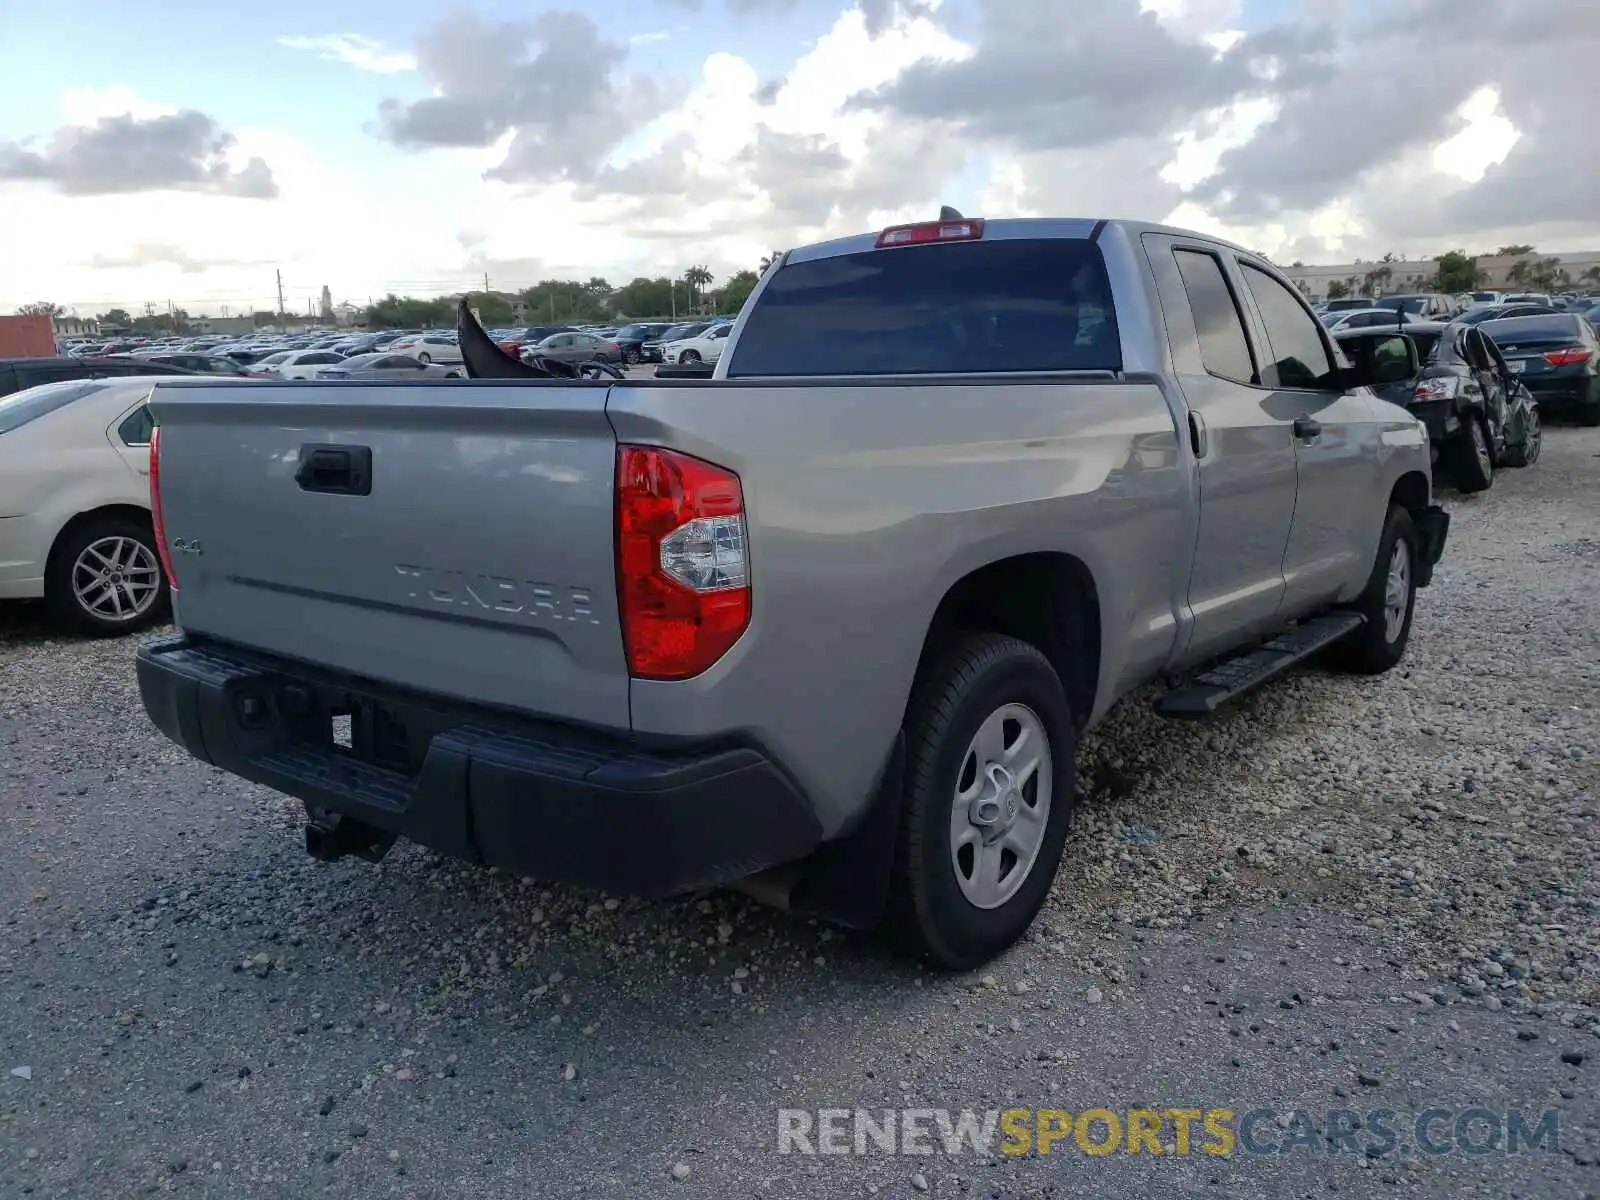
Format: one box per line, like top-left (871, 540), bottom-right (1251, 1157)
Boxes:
top-left (1432, 86), bottom-right (1519, 183)
top-left (277, 34), bottom-right (416, 74)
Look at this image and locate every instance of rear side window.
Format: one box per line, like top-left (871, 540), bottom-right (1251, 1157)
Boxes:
top-left (1239, 263), bottom-right (1335, 388)
top-left (117, 404), bottom-right (155, 446)
top-left (0, 379), bottom-right (106, 434)
top-left (1173, 249), bottom-right (1255, 384)
top-left (728, 238), bottom-right (1121, 377)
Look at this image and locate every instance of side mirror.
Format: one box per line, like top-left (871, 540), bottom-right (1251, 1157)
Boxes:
top-left (1331, 330), bottom-right (1418, 390)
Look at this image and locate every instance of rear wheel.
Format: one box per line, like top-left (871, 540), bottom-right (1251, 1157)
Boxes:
top-left (45, 516), bottom-right (170, 637)
top-left (1332, 505), bottom-right (1417, 675)
top-left (622, 346), bottom-right (640, 365)
top-left (885, 633), bottom-right (1076, 969)
top-left (418, 352), bottom-right (432, 364)
top-left (1451, 413), bottom-right (1494, 493)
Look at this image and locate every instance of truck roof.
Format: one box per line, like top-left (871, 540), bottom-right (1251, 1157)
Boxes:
top-left (784, 217), bottom-right (1261, 266)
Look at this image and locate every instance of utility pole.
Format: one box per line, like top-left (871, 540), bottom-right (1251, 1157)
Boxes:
top-left (483, 271), bottom-right (490, 294)
top-left (275, 269), bottom-right (287, 333)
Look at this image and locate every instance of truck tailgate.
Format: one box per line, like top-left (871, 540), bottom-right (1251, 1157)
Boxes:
top-left (146, 380), bottom-right (628, 728)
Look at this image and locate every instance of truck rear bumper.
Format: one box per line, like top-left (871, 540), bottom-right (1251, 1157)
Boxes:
top-left (136, 635), bottom-right (822, 896)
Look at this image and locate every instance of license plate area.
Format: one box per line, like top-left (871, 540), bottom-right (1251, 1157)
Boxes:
top-left (1508, 360), bottom-right (1526, 373)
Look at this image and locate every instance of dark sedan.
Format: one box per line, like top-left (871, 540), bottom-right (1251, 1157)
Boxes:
top-left (314, 352), bottom-right (463, 380)
top-left (1480, 313), bottom-right (1600, 425)
top-left (610, 322), bottom-right (674, 364)
top-left (138, 352), bottom-right (255, 377)
top-left (0, 355), bottom-right (199, 400)
top-left (1457, 303), bottom-right (1562, 326)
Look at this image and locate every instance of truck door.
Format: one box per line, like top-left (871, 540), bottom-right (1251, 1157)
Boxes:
top-left (1231, 259), bottom-right (1386, 617)
top-left (1144, 236), bottom-right (1299, 667)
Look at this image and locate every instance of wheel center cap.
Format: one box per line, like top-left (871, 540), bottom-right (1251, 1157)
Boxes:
top-left (971, 764), bottom-right (1021, 842)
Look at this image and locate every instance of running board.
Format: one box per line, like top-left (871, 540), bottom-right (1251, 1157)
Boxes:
top-left (1154, 612), bottom-right (1366, 720)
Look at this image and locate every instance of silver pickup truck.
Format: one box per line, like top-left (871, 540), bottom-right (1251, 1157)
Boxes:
top-left (135, 216), bottom-right (1449, 968)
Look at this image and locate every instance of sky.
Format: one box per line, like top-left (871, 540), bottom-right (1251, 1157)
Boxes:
top-left (0, 0), bottom-right (1592, 318)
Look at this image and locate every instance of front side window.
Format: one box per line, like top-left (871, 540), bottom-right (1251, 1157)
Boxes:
top-left (1239, 262), bottom-right (1334, 388)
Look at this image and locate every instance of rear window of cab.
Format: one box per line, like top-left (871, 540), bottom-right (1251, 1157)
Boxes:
top-left (727, 238), bottom-right (1121, 378)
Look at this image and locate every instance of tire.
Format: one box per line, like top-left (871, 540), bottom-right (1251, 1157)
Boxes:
top-left (1451, 413), bottom-right (1494, 493)
top-left (622, 347), bottom-right (640, 365)
top-left (1331, 505), bottom-right (1418, 676)
top-left (445, 370), bottom-right (462, 379)
top-left (45, 515), bottom-right (170, 637)
top-left (884, 633), bottom-right (1076, 969)
top-left (681, 350), bottom-right (701, 364)
top-left (1501, 403), bottom-right (1541, 467)
top-left (418, 352), bottom-right (432, 364)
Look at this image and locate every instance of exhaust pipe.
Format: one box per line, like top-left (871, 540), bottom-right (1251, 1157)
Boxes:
top-left (304, 810), bottom-right (395, 863)
top-left (730, 865), bottom-right (803, 912)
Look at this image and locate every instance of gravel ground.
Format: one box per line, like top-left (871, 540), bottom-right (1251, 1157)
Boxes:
top-left (2, 427), bottom-right (1597, 1199)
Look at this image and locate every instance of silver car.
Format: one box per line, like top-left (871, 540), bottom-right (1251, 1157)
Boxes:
top-left (315, 352), bottom-right (463, 380)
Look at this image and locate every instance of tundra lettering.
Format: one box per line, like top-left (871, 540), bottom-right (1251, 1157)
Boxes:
top-left (393, 564), bottom-right (600, 624)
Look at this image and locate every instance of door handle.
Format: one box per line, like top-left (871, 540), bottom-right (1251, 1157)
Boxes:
top-left (1187, 411), bottom-right (1208, 458)
top-left (294, 444), bottom-right (373, 495)
top-left (1292, 416), bottom-right (1322, 441)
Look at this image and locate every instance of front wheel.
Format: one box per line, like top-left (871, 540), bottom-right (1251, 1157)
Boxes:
top-left (1451, 413), bottom-right (1494, 492)
top-left (418, 352), bottom-right (432, 364)
top-left (45, 516), bottom-right (170, 637)
top-left (885, 633), bottom-right (1076, 969)
top-left (1331, 505), bottom-right (1417, 676)
top-left (680, 350), bottom-right (701, 364)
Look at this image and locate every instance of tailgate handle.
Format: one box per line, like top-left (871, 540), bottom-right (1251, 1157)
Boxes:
top-left (295, 444), bottom-right (372, 496)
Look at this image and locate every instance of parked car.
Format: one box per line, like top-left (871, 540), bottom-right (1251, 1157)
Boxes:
top-left (611, 322), bottom-right (675, 364)
top-left (1320, 308), bottom-right (1425, 332)
top-left (136, 214), bottom-right (1450, 969)
top-left (0, 355), bottom-right (199, 399)
top-left (1322, 297), bottom-right (1380, 313)
top-left (137, 352), bottom-right (256, 377)
top-left (0, 376), bottom-right (218, 633)
top-left (662, 322), bottom-right (733, 364)
top-left (256, 350), bottom-right (347, 380)
top-left (1373, 293), bottom-right (1457, 320)
top-left (1456, 303), bottom-right (1562, 326)
top-left (316, 353), bottom-right (463, 380)
top-left (1335, 322), bottom-right (1540, 492)
top-left (524, 331), bottom-right (620, 365)
top-left (641, 322), bottom-right (709, 363)
top-left (1479, 312), bottom-right (1600, 426)
top-left (388, 333), bottom-right (462, 366)
top-left (496, 325), bottom-right (577, 358)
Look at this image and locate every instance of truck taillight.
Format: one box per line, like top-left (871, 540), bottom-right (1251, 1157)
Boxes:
top-left (148, 425), bottom-right (178, 591)
top-left (616, 445), bottom-right (749, 680)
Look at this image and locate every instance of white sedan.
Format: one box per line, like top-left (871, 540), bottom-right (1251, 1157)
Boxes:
top-left (662, 323), bottom-right (732, 365)
top-left (256, 349), bottom-right (348, 379)
top-left (1319, 308), bottom-right (1427, 332)
top-left (387, 333), bottom-right (463, 366)
top-left (0, 376), bottom-right (199, 634)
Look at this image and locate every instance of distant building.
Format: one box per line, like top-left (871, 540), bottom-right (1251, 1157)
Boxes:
top-left (1283, 250), bottom-right (1600, 300)
top-left (191, 316), bottom-right (257, 336)
top-left (52, 315), bottom-right (100, 338)
top-left (319, 285), bottom-right (335, 323)
top-left (332, 302), bottom-right (362, 327)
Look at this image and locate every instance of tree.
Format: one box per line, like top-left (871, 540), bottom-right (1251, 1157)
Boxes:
top-left (1507, 260), bottom-right (1531, 287)
top-left (463, 291), bottom-right (516, 324)
top-left (612, 276), bottom-right (676, 319)
top-left (1326, 279), bottom-right (1351, 300)
top-left (1582, 266), bottom-right (1600, 287)
top-left (1496, 244), bottom-right (1535, 256)
top-left (1361, 265), bottom-right (1394, 296)
top-left (715, 270), bottom-right (761, 315)
top-left (682, 265), bottom-right (714, 308)
top-left (1524, 257), bottom-right (1564, 293)
top-left (759, 249), bottom-right (785, 273)
top-left (17, 301), bottom-right (64, 317)
top-left (97, 308), bottom-right (133, 327)
top-left (1431, 250), bottom-right (1482, 294)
